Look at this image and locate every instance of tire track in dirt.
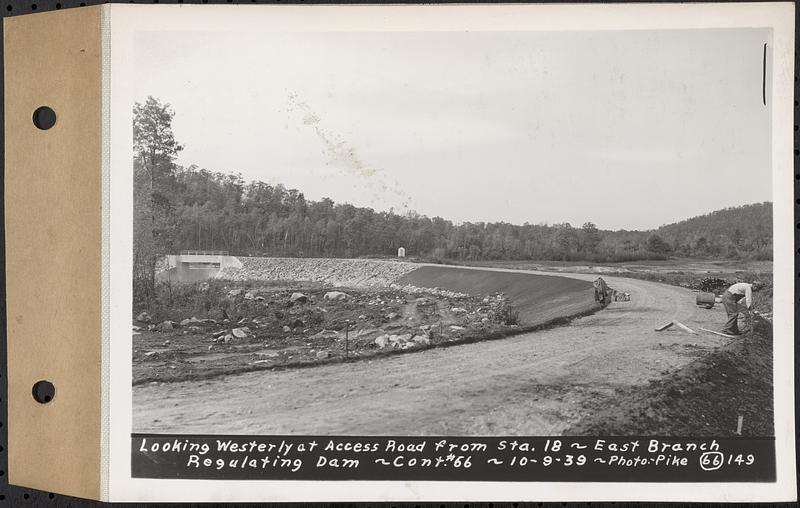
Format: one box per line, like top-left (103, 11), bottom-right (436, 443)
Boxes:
top-left (134, 266), bottom-right (729, 435)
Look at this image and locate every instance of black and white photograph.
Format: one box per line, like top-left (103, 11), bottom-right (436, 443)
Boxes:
top-left (131, 24), bottom-right (776, 436)
top-left (104, 3), bottom-right (794, 501)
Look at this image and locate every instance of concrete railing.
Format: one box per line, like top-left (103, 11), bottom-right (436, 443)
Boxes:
top-left (180, 250), bottom-right (229, 256)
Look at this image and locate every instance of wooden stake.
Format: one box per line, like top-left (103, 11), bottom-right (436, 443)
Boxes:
top-left (736, 415), bottom-right (744, 435)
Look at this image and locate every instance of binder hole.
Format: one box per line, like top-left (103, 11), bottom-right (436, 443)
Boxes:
top-left (32, 380), bottom-right (55, 404)
top-left (32, 106), bottom-right (56, 130)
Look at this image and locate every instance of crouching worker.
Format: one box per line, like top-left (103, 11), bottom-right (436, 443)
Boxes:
top-left (721, 281), bottom-right (753, 336)
top-left (593, 277), bottom-right (610, 307)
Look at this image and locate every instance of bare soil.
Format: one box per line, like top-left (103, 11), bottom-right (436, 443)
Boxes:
top-left (565, 314), bottom-right (773, 436)
top-left (134, 268), bottom-right (763, 435)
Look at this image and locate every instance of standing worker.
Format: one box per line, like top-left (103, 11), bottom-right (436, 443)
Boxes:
top-left (721, 281), bottom-right (753, 336)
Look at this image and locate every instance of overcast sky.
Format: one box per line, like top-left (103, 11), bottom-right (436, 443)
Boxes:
top-left (134, 28), bottom-right (771, 230)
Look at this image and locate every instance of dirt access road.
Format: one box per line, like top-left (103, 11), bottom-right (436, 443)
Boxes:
top-left (134, 267), bottom-right (730, 435)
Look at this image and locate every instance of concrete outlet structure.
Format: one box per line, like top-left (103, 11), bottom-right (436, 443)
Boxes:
top-left (157, 251), bottom-right (243, 282)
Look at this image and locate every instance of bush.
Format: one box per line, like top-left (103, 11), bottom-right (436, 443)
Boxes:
top-left (493, 300), bottom-right (520, 326)
top-left (696, 277), bottom-right (730, 294)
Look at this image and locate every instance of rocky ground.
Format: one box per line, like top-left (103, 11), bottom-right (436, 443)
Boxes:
top-left (217, 257), bottom-right (418, 287)
top-left (133, 281), bottom-right (522, 385)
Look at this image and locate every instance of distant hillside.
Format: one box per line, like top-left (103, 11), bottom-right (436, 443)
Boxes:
top-left (137, 157), bottom-right (772, 264)
top-left (654, 202), bottom-right (772, 260)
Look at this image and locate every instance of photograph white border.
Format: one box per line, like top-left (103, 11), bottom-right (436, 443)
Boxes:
top-left (106, 2), bottom-right (796, 502)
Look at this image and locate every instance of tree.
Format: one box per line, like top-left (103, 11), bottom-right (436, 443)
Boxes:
top-left (133, 97), bottom-right (183, 304)
top-left (645, 233), bottom-right (671, 256)
top-left (581, 222), bottom-right (601, 254)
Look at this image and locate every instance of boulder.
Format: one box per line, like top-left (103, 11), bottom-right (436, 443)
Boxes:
top-left (180, 318), bottom-right (192, 327)
top-left (354, 328), bottom-right (381, 339)
top-left (450, 325), bottom-right (465, 331)
top-left (389, 333), bottom-right (413, 345)
top-left (232, 327), bottom-right (250, 339)
top-left (157, 321), bottom-right (175, 332)
top-left (290, 292), bottom-right (309, 304)
top-left (223, 334), bottom-right (234, 344)
top-left (282, 325), bottom-right (291, 333)
top-left (413, 335), bottom-right (431, 345)
top-left (451, 307), bottom-right (468, 314)
top-left (228, 288), bottom-right (243, 297)
top-left (309, 330), bottom-right (340, 341)
top-left (374, 335), bottom-right (390, 348)
top-left (324, 291), bottom-right (348, 301)
top-left (316, 350), bottom-right (331, 360)
top-left (386, 312), bottom-right (399, 320)
top-left (136, 311), bottom-right (152, 323)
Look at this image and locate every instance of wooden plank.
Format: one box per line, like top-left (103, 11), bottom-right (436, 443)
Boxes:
top-left (673, 321), bottom-right (696, 334)
top-left (700, 328), bottom-right (738, 339)
top-left (654, 321), bottom-right (674, 332)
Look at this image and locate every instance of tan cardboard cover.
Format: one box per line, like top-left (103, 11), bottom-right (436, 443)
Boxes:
top-left (4, 6), bottom-right (103, 499)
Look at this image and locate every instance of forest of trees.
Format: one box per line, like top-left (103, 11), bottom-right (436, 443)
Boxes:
top-left (133, 97), bottom-right (773, 299)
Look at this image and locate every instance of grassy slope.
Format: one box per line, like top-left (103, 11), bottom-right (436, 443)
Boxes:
top-left (398, 265), bottom-right (596, 326)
